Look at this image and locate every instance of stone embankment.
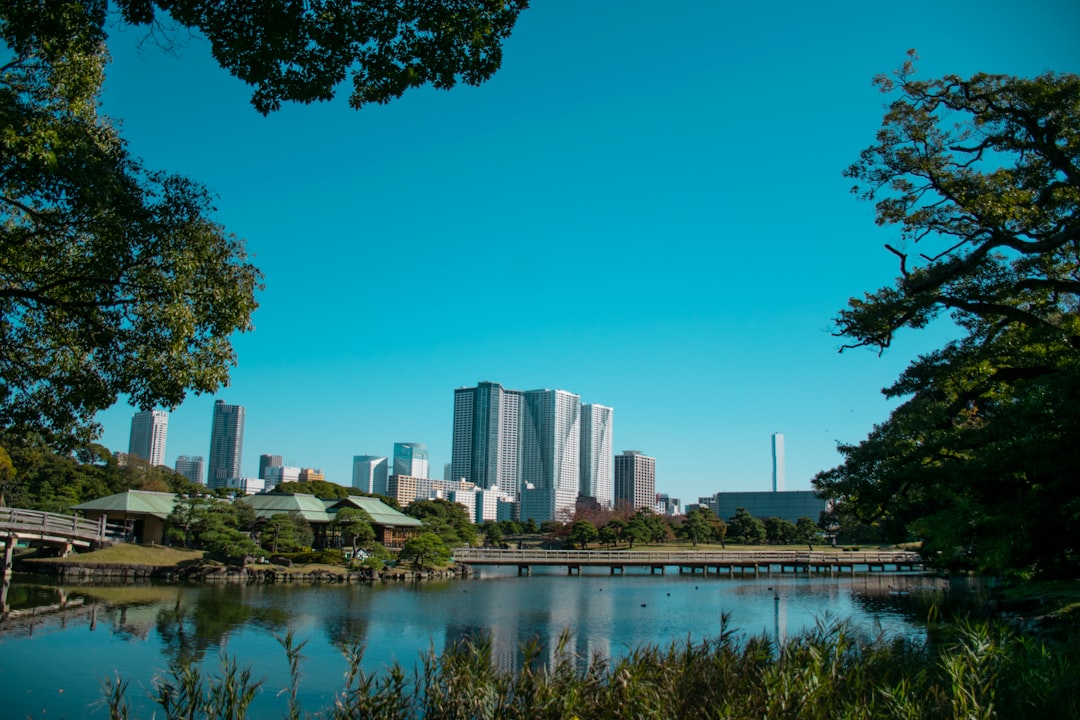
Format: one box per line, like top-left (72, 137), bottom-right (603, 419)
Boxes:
top-left (21, 560), bottom-right (472, 584)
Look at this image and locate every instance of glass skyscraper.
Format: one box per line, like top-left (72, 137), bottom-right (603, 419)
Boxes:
top-left (453, 382), bottom-right (610, 522)
top-left (208, 400), bottom-right (245, 489)
top-left (393, 442), bottom-right (429, 479)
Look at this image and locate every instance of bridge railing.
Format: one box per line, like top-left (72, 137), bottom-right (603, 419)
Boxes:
top-left (452, 547), bottom-right (923, 565)
top-left (0, 507), bottom-right (106, 542)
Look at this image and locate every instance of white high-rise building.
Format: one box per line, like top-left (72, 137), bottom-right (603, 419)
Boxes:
top-left (128, 410), bottom-right (168, 466)
top-left (451, 381), bottom-right (521, 491)
top-left (452, 382), bottom-right (610, 523)
top-left (175, 455), bottom-right (204, 485)
top-left (580, 403), bottom-right (614, 508)
top-left (772, 432), bottom-right (785, 492)
top-left (519, 389), bottom-right (581, 523)
top-left (614, 450), bottom-right (656, 511)
top-left (352, 455), bottom-right (389, 495)
top-left (208, 400), bottom-right (245, 489)
top-left (393, 443), bottom-right (429, 479)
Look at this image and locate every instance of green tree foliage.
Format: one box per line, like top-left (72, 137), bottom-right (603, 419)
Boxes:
top-left (405, 498), bottom-right (476, 547)
top-left (0, 433), bottom-right (147, 511)
top-left (167, 496), bottom-right (258, 557)
top-left (333, 507), bottom-right (376, 557)
top-left (0, 445), bottom-right (16, 506)
top-left (481, 521), bottom-right (504, 548)
top-left (795, 517), bottom-right (822, 547)
top-left (764, 517), bottom-right (799, 545)
top-left (815, 55), bottom-right (1080, 577)
top-left (400, 531), bottom-right (450, 568)
top-left (0, 3), bottom-right (262, 449)
top-left (727, 508), bottom-right (767, 545)
top-left (569, 519), bottom-right (599, 549)
top-left (680, 507), bottom-right (723, 546)
top-left (626, 508), bottom-right (668, 548)
top-left (273, 480), bottom-right (352, 499)
top-left (0, 1), bottom-right (527, 449)
top-left (257, 512), bottom-right (314, 553)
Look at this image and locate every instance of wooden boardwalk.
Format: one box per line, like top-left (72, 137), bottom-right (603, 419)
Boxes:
top-left (452, 547), bottom-right (925, 576)
top-left (1, 508), bottom-right (108, 574)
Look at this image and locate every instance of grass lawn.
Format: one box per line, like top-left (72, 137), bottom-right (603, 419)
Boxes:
top-left (29, 544), bottom-right (205, 566)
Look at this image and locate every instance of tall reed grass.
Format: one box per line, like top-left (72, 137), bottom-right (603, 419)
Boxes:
top-left (104, 616), bottom-right (1079, 720)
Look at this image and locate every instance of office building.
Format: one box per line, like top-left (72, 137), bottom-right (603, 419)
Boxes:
top-left (451, 381), bottom-right (522, 491)
top-left (128, 410), bottom-right (168, 466)
top-left (614, 450), bottom-right (656, 511)
top-left (393, 442), bottom-right (429, 479)
top-left (452, 382), bottom-right (611, 522)
top-left (772, 432), bottom-right (785, 492)
top-left (352, 455), bottom-right (389, 495)
top-left (707, 490), bottom-right (828, 525)
top-left (208, 400), bottom-right (245, 490)
top-left (519, 389), bottom-right (582, 522)
top-left (579, 403), bottom-right (614, 508)
top-left (259, 454), bottom-right (282, 480)
top-left (299, 468), bottom-right (324, 483)
top-left (264, 464), bottom-right (300, 490)
top-left (175, 455), bottom-right (205, 485)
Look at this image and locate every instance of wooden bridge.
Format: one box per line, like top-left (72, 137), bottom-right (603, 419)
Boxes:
top-left (452, 547), bottom-right (925, 576)
top-left (1, 508), bottom-right (108, 574)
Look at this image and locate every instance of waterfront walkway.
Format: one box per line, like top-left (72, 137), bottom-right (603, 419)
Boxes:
top-left (452, 547), bottom-right (925, 576)
top-left (1, 508), bottom-right (108, 574)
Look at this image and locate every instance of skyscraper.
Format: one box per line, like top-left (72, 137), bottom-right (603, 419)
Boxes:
top-left (352, 455), bottom-right (389, 495)
top-left (519, 388), bottom-right (581, 522)
top-left (452, 382), bottom-right (610, 522)
top-left (772, 432), bottom-right (785, 492)
top-left (450, 381), bottom-right (521, 490)
top-left (208, 400), bottom-right (245, 489)
top-left (579, 403), bottom-right (614, 508)
top-left (259, 454), bottom-right (282, 480)
top-left (175, 455), bottom-right (204, 485)
top-left (614, 450), bottom-right (656, 511)
top-left (393, 442), bottom-right (429, 479)
top-left (128, 410), bottom-right (168, 466)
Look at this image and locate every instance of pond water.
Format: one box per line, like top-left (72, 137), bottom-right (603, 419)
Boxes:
top-left (0, 569), bottom-right (978, 719)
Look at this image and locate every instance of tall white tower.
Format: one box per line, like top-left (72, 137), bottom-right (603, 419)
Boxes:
top-left (129, 410), bottom-right (168, 466)
top-left (772, 432), bottom-right (785, 492)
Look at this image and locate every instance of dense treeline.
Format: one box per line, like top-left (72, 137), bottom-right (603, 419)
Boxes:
top-left (0, 432), bottom-right (202, 512)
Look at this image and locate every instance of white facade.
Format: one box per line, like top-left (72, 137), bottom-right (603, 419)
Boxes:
top-left (614, 450), bottom-right (656, 511)
top-left (393, 443), bottom-right (429, 479)
top-left (772, 433), bottom-right (785, 492)
top-left (352, 455), bottom-right (389, 495)
top-left (519, 389), bottom-right (581, 523)
top-left (452, 382), bottom-right (611, 523)
top-left (175, 455), bottom-right (204, 485)
top-left (225, 476), bottom-right (265, 495)
top-left (580, 403), bottom-right (614, 508)
top-left (264, 464), bottom-right (300, 491)
top-left (129, 410), bottom-right (168, 466)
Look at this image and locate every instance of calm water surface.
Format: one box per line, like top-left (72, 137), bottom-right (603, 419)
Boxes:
top-left (0, 569), bottom-right (974, 719)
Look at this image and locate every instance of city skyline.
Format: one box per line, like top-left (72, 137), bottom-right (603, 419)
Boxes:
top-left (89, 0), bottom-right (1078, 503)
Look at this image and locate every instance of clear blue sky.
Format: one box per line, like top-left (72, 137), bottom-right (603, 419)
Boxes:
top-left (93, 0), bottom-right (1080, 503)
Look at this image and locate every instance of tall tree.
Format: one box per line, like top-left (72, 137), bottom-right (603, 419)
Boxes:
top-left (1, 1), bottom-right (528, 449)
top-left (816, 55), bottom-right (1080, 578)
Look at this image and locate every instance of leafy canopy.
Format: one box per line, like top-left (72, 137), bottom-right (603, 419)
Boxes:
top-left (815, 55), bottom-right (1080, 578)
top-left (1, 1), bottom-right (527, 449)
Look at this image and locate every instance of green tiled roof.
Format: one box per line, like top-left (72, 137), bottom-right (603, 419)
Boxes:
top-left (329, 496), bottom-right (424, 528)
top-left (238, 493), bottom-right (333, 523)
top-left (71, 490), bottom-right (179, 519)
